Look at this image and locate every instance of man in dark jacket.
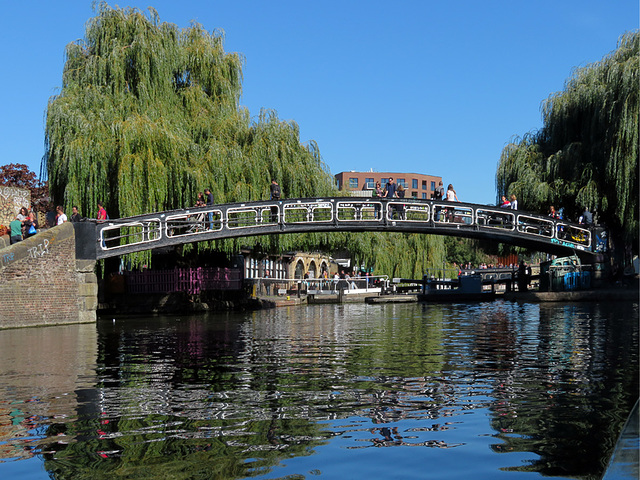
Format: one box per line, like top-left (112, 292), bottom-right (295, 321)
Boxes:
top-left (270, 180), bottom-right (281, 200)
top-left (204, 188), bottom-right (215, 229)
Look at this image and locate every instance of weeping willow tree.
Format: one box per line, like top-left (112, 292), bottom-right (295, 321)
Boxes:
top-left (44, 4), bottom-right (338, 263)
top-left (496, 31), bottom-right (638, 254)
top-left (347, 232), bottom-right (447, 279)
top-left (44, 3), bottom-right (447, 272)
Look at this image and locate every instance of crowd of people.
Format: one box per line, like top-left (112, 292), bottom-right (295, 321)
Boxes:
top-left (373, 177), bottom-right (463, 221)
top-left (7, 201), bottom-right (109, 245)
top-left (548, 204), bottom-right (595, 225)
top-left (9, 206), bottom-right (37, 245)
top-left (499, 194), bottom-right (518, 209)
top-left (370, 176), bottom-right (596, 229)
top-left (6, 176), bottom-right (597, 247)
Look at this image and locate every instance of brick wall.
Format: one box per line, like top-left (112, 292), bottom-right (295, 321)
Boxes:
top-left (0, 222), bottom-right (97, 328)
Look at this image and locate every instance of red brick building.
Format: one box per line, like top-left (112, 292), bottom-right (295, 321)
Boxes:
top-left (334, 171), bottom-right (443, 199)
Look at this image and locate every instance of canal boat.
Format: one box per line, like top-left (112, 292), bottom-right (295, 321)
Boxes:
top-left (417, 273), bottom-right (495, 302)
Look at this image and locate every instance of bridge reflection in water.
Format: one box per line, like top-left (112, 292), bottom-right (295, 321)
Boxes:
top-left (81, 197), bottom-right (603, 260)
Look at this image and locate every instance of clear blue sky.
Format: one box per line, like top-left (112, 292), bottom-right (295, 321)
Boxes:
top-left (0, 1), bottom-right (637, 205)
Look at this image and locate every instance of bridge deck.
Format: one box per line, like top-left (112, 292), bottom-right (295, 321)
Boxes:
top-left (73, 197), bottom-right (607, 260)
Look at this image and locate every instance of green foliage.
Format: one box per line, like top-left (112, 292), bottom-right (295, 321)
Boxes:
top-left (44, 3), bottom-right (343, 265)
top-left (496, 31), bottom-right (638, 247)
top-left (0, 164), bottom-right (50, 212)
top-left (444, 237), bottom-right (493, 267)
top-left (352, 232), bottom-right (446, 279)
top-left (43, 3), bottom-right (448, 272)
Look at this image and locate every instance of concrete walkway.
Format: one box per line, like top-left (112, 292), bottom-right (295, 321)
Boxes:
top-left (602, 399), bottom-right (639, 480)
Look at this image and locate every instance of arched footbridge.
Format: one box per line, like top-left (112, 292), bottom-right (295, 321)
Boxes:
top-left (73, 197), bottom-right (607, 261)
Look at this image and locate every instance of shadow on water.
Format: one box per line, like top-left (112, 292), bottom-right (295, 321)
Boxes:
top-left (0, 301), bottom-right (637, 479)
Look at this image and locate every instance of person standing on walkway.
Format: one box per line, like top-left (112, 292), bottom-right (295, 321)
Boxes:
top-left (70, 206), bottom-right (82, 222)
top-left (56, 205), bottom-right (68, 225)
top-left (9, 217), bottom-right (22, 244)
top-left (26, 207), bottom-right (38, 237)
top-left (264, 270), bottom-right (271, 296)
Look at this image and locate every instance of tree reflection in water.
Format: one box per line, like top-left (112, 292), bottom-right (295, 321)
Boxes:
top-left (0, 302), bottom-right (636, 479)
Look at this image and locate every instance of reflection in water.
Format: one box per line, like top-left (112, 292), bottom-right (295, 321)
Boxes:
top-left (0, 302), bottom-right (637, 479)
top-left (0, 324), bottom-right (97, 462)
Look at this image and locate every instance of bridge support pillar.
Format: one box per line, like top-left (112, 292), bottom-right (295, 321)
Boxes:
top-left (76, 259), bottom-right (98, 323)
top-left (0, 223), bottom-right (97, 329)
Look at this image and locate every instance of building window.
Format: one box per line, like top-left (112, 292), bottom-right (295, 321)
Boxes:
top-left (397, 178), bottom-right (406, 188)
top-left (422, 192), bottom-right (427, 199)
top-left (381, 178), bottom-right (389, 188)
top-left (411, 191), bottom-right (417, 198)
top-left (412, 179), bottom-right (418, 189)
top-left (431, 181), bottom-right (436, 191)
top-left (422, 180), bottom-right (427, 190)
top-left (349, 177), bottom-right (358, 189)
top-left (365, 177), bottom-right (375, 189)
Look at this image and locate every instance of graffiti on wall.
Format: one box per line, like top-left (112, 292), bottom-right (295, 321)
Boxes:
top-left (0, 186), bottom-right (30, 228)
top-left (28, 239), bottom-right (51, 259)
top-left (1, 233), bottom-right (58, 270)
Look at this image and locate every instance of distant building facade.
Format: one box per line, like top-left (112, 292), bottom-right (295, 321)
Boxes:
top-left (241, 250), bottom-right (339, 280)
top-left (334, 171), bottom-right (442, 199)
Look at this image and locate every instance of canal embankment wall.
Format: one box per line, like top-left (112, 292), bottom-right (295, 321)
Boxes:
top-left (0, 222), bottom-right (97, 329)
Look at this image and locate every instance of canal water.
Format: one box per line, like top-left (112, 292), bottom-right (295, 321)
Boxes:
top-left (0, 300), bottom-right (637, 479)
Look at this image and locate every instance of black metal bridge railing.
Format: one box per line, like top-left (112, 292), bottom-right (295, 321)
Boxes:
top-left (76, 197), bottom-right (606, 260)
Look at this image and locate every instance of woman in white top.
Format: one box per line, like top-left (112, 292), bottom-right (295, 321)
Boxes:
top-left (446, 184), bottom-right (459, 202)
top-left (56, 205), bottom-right (68, 225)
top-left (509, 194), bottom-right (518, 210)
top-left (445, 184), bottom-right (458, 222)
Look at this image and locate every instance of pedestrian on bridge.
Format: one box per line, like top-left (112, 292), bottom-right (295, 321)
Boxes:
top-left (445, 184), bottom-right (459, 222)
top-left (70, 206), bottom-right (82, 222)
top-left (397, 184), bottom-right (406, 219)
top-left (56, 206), bottom-right (68, 225)
top-left (269, 179), bottom-right (281, 200)
top-left (383, 177), bottom-right (397, 198)
top-left (204, 188), bottom-right (214, 230)
top-left (269, 180), bottom-right (281, 222)
top-left (579, 207), bottom-right (593, 225)
top-left (434, 180), bottom-right (445, 221)
top-left (97, 202), bottom-right (108, 222)
top-left (9, 216), bottom-right (22, 244)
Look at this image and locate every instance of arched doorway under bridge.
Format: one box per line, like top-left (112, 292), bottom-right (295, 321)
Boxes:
top-left (308, 260), bottom-right (317, 278)
top-left (294, 260), bottom-right (305, 279)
